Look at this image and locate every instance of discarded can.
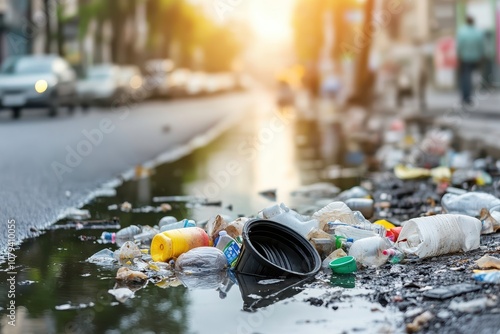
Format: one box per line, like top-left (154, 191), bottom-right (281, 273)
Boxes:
top-left (345, 198), bottom-right (374, 219)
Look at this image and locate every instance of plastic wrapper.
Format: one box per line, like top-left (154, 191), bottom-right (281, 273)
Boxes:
top-left (475, 255), bottom-right (500, 269)
top-left (174, 247), bottom-right (227, 274)
top-left (87, 248), bottom-right (116, 265)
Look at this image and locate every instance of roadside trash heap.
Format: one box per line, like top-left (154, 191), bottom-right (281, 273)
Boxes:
top-left (87, 181), bottom-right (500, 301)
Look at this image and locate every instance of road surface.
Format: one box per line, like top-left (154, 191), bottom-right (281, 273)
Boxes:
top-left (0, 91), bottom-right (257, 250)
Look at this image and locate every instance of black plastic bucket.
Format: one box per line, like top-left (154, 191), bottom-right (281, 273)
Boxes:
top-left (235, 219), bottom-right (321, 278)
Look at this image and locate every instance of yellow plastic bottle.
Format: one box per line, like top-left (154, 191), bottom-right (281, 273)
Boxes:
top-left (151, 227), bottom-right (210, 262)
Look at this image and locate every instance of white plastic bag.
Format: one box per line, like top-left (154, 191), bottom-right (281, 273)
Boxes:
top-left (441, 192), bottom-right (500, 217)
top-left (312, 201), bottom-right (359, 226)
top-left (174, 247), bottom-right (227, 274)
top-left (397, 214), bottom-right (481, 258)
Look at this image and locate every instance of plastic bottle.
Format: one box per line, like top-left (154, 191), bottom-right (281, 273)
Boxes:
top-left (160, 219), bottom-right (196, 232)
top-left (334, 235), bottom-right (353, 251)
top-left (216, 231), bottom-right (241, 268)
top-left (101, 232), bottom-right (116, 243)
top-left (134, 226), bottom-right (159, 242)
top-left (116, 225), bottom-right (142, 239)
top-left (473, 271), bottom-right (500, 284)
top-left (151, 227), bottom-right (210, 262)
top-left (396, 214), bottom-right (481, 259)
top-left (159, 216), bottom-right (178, 228)
top-left (382, 248), bottom-right (405, 264)
top-left (335, 225), bottom-right (377, 241)
top-left (348, 236), bottom-right (392, 267)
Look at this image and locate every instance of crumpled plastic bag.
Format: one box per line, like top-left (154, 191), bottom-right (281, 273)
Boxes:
top-left (441, 192), bottom-right (500, 217)
top-left (312, 201), bottom-right (359, 227)
top-left (87, 248), bottom-right (116, 265)
top-left (115, 267), bottom-right (148, 284)
top-left (115, 241), bottom-right (142, 260)
top-left (475, 255), bottom-right (500, 269)
top-left (174, 247), bottom-right (227, 274)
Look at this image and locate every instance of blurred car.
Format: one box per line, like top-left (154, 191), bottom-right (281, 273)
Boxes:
top-left (119, 65), bottom-right (145, 100)
top-left (218, 72), bottom-right (237, 91)
top-left (167, 68), bottom-right (191, 97)
top-left (144, 59), bottom-right (174, 98)
top-left (0, 55), bottom-right (78, 119)
top-left (77, 64), bottom-right (125, 108)
top-left (205, 74), bottom-right (224, 94)
top-left (185, 71), bottom-right (208, 96)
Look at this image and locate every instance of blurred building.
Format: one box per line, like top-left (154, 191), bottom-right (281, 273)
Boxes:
top-left (0, 0), bottom-right (37, 62)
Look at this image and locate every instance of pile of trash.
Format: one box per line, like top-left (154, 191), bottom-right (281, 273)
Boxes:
top-left (86, 184), bottom-right (500, 306)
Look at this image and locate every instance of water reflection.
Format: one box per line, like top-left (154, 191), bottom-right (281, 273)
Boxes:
top-left (236, 273), bottom-right (313, 312)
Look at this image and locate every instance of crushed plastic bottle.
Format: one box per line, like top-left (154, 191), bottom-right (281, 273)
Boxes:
top-left (382, 248), bottom-right (405, 264)
top-left (441, 192), bottom-right (500, 217)
top-left (160, 219), bottom-right (196, 232)
top-left (134, 226), bottom-right (159, 242)
top-left (216, 231), bottom-right (241, 268)
top-left (472, 271), bottom-right (500, 284)
top-left (348, 236), bottom-right (392, 267)
top-left (101, 232), bottom-right (116, 243)
top-left (313, 201), bottom-right (359, 226)
top-left (396, 214), bottom-right (481, 259)
top-left (174, 247), bottom-right (227, 274)
top-left (158, 216), bottom-right (177, 228)
top-left (335, 186), bottom-right (369, 202)
top-left (116, 225), bottom-right (142, 240)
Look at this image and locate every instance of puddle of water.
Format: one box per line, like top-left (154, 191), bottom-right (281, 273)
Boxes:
top-left (0, 107), bottom-right (402, 333)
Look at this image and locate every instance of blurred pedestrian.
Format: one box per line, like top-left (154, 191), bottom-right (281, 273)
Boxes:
top-left (457, 16), bottom-right (484, 105)
top-left (481, 30), bottom-right (495, 89)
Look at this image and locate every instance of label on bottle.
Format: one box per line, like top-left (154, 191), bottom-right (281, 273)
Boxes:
top-left (223, 241), bottom-right (241, 267)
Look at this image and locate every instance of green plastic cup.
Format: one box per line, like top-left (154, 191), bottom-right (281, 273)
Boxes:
top-left (329, 256), bottom-right (357, 274)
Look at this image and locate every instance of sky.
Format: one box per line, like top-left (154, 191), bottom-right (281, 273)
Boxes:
top-left (245, 0), bottom-right (296, 41)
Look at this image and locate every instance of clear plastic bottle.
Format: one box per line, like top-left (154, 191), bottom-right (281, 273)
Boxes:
top-left (100, 232), bottom-right (116, 243)
top-left (473, 271), bottom-right (500, 284)
top-left (216, 231), bottom-right (241, 268)
top-left (116, 225), bottom-right (142, 239)
top-left (160, 219), bottom-right (196, 232)
top-left (133, 226), bottom-right (159, 242)
top-left (348, 236), bottom-right (392, 267)
top-left (382, 248), bottom-right (405, 264)
top-left (159, 216), bottom-right (177, 228)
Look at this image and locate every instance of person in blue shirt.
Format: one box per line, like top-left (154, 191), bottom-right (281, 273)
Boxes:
top-left (457, 16), bottom-right (484, 105)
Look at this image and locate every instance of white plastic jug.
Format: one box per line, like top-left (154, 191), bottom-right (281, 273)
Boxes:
top-left (259, 203), bottom-right (319, 237)
top-left (396, 214), bottom-right (481, 258)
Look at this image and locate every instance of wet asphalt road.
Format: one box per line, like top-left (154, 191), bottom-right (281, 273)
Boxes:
top-left (0, 91), bottom-right (257, 251)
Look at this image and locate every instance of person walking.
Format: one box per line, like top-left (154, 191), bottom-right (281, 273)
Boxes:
top-left (456, 16), bottom-right (484, 105)
top-left (481, 30), bottom-right (495, 89)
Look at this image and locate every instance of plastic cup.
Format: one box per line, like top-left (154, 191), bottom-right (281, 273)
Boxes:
top-left (329, 256), bottom-right (357, 274)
